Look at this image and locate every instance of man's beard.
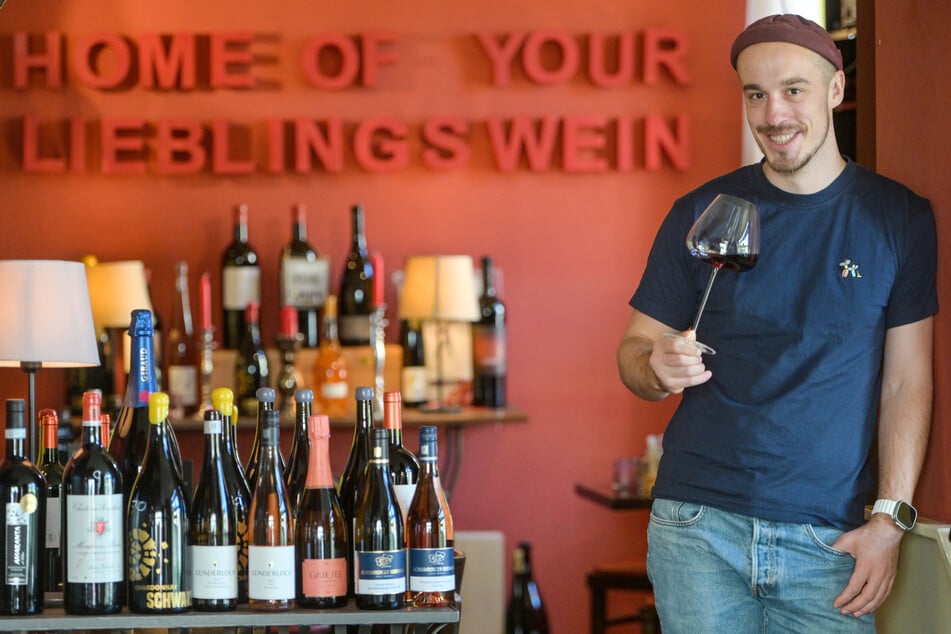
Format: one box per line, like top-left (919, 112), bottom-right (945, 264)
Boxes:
top-left (756, 112), bottom-right (831, 175)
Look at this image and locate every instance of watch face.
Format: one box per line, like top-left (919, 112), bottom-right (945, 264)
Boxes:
top-left (896, 502), bottom-right (917, 529)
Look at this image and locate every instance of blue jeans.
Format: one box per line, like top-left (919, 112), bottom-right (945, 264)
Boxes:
top-left (647, 498), bottom-right (875, 633)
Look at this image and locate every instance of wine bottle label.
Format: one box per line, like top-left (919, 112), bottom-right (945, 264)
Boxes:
top-left (281, 257), bottom-right (330, 308)
top-left (320, 381), bottom-right (349, 400)
top-left (473, 324), bottom-right (507, 374)
top-left (400, 366), bottom-right (428, 404)
top-left (167, 365), bottom-right (198, 407)
top-left (356, 549), bottom-right (407, 595)
top-left (222, 266), bottom-right (261, 310)
top-left (338, 314), bottom-right (373, 345)
top-left (248, 545), bottom-right (295, 600)
top-left (45, 496), bottom-right (60, 549)
top-left (65, 493), bottom-right (124, 583)
top-left (409, 547), bottom-right (455, 593)
top-left (393, 483), bottom-right (417, 526)
top-left (190, 545), bottom-right (239, 600)
top-left (301, 557), bottom-right (347, 598)
top-left (5, 500), bottom-right (35, 585)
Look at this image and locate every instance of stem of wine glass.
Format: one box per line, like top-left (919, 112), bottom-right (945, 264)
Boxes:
top-left (690, 266), bottom-right (720, 333)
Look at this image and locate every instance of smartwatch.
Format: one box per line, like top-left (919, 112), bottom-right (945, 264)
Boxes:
top-left (871, 498), bottom-right (917, 531)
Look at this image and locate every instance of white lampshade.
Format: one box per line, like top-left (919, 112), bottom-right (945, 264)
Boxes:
top-left (399, 255), bottom-right (480, 323)
top-left (0, 260), bottom-right (100, 368)
top-left (86, 260), bottom-right (153, 330)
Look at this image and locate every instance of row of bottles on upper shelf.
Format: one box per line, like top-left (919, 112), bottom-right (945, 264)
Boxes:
top-left (0, 325), bottom-right (454, 615)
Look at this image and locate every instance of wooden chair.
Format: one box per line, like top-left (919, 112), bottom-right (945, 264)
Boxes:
top-left (586, 560), bottom-right (660, 633)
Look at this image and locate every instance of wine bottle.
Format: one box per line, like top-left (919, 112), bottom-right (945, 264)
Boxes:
top-left (280, 202), bottom-right (329, 349)
top-left (127, 392), bottom-right (192, 613)
top-left (406, 426), bottom-right (455, 607)
top-left (337, 204), bottom-right (375, 346)
top-left (212, 387), bottom-right (251, 604)
top-left (37, 408), bottom-right (63, 597)
top-left (295, 414), bottom-right (348, 608)
top-left (383, 391), bottom-right (420, 525)
top-left (284, 389), bottom-right (314, 513)
top-left (190, 408), bottom-right (239, 611)
top-left (505, 541), bottom-right (549, 634)
top-left (354, 428), bottom-right (405, 609)
top-left (222, 203), bottom-right (261, 349)
top-left (62, 390), bottom-right (124, 614)
top-left (399, 319), bottom-right (427, 408)
top-left (245, 387), bottom-right (281, 494)
top-left (472, 256), bottom-right (508, 408)
top-left (110, 308), bottom-right (159, 509)
top-left (0, 399), bottom-right (46, 615)
top-left (248, 409), bottom-right (295, 610)
top-left (312, 294), bottom-right (350, 418)
top-left (235, 301), bottom-right (270, 418)
top-left (337, 386), bottom-right (373, 596)
top-left (146, 266), bottom-right (165, 391)
top-left (166, 261), bottom-right (199, 419)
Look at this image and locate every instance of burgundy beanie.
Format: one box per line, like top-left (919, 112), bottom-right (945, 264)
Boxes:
top-left (730, 14), bottom-right (843, 71)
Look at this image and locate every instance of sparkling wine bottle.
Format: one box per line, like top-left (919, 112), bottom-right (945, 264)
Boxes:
top-left (338, 204), bottom-right (375, 346)
top-left (337, 386), bottom-right (373, 596)
top-left (245, 387), bottom-right (281, 494)
top-left (294, 414), bottom-right (348, 608)
top-left (0, 399), bottom-right (46, 615)
top-left (354, 428), bottom-right (405, 609)
top-left (383, 391), bottom-right (420, 525)
top-left (248, 409), bottom-right (295, 610)
top-left (190, 408), bottom-right (239, 611)
top-left (222, 203), bottom-right (261, 349)
top-left (284, 389), bottom-right (314, 513)
top-left (280, 203), bottom-right (329, 349)
top-left (212, 388), bottom-right (251, 603)
top-left (235, 301), bottom-right (270, 418)
top-left (166, 261), bottom-right (199, 419)
top-left (505, 541), bottom-right (549, 634)
top-left (37, 408), bottom-right (63, 596)
top-left (127, 392), bottom-right (192, 613)
top-left (313, 295), bottom-right (350, 418)
top-left (406, 426), bottom-right (455, 607)
top-left (473, 256), bottom-right (508, 408)
top-left (63, 390), bottom-right (124, 614)
top-left (399, 319), bottom-right (427, 408)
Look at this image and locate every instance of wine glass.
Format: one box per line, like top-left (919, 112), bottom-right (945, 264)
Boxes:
top-left (664, 193), bottom-right (760, 355)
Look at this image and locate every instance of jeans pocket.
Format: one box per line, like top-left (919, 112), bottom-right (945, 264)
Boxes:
top-left (650, 498), bottom-right (705, 527)
top-left (805, 523), bottom-right (853, 559)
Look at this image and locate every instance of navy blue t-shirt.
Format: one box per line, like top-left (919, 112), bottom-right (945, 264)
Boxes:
top-left (630, 159), bottom-right (938, 530)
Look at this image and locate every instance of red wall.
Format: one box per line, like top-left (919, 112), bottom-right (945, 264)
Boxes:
top-left (0, 2), bottom-right (745, 630)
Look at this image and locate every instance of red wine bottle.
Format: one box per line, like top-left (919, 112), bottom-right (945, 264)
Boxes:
top-left (284, 389), bottom-right (314, 513)
top-left (280, 203), bottom-right (329, 348)
top-left (399, 319), bottom-right (427, 407)
top-left (37, 408), bottom-right (63, 597)
top-left (354, 428), bottom-right (405, 609)
top-left (406, 426), bottom-right (455, 607)
top-left (235, 301), bottom-right (270, 418)
top-left (0, 399), bottom-right (46, 615)
top-left (337, 204), bottom-right (375, 346)
top-left (383, 391), bottom-right (420, 525)
top-left (337, 386), bottom-right (374, 596)
top-left (166, 261), bottom-right (199, 419)
top-left (63, 391), bottom-right (124, 614)
top-left (472, 256), bottom-right (507, 408)
top-left (295, 414), bottom-right (348, 608)
top-left (190, 408), bottom-right (239, 611)
top-left (505, 541), bottom-right (549, 634)
top-left (222, 203), bottom-right (261, 349)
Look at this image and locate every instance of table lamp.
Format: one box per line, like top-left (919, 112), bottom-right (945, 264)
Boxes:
top-left (398, 255), bottom-right (480, 412)
top-left (0, 260), bottom-right (100, 460)
top-left (85, 260), bottom-right (153, 405)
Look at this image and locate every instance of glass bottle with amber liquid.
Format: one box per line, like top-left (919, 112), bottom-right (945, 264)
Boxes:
top-left (406, 426), bottom-right (455, 607)
top-left (222, 203), bottom-right (261, 349)
top-left (166, 261), bottom-right (199, 419)
top-left (248, 409), bottom-right (295, 610)
top-left (337, 204), bottom-right (375, 346)
top-left (37, 408), bottom-right (63, 597)
top-left (235, 301), bottom-right (269, 418)
top-left (190, 408), bottom-right (238, 611)
top-left (472, 256), bottom-right (507, 408)
top-left (0, 399), bottom-right (46, 615)
top-left (312, 295), bottom-right (349, 417)
top-left (295, 414), bottom-right (348, 608)
top-left (127, 392), bottom-right (192, 614)
top-left (63, 390), bottom-right (123, 614)
top-left (280, 203), bottom-right (329, 348)
top-left (337, 386), bottom-right (373, 596)
top-left (245, 387), bottom-right (280, 494)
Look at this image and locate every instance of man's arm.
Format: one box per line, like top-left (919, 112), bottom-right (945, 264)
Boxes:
top-left (616, 308), bottom-right (711, 400)
top-left (832, 316), bottom-right (934, 617)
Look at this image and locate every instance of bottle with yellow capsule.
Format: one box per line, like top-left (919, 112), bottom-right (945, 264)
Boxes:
top-left (127, 392), bottom-right (192, 613)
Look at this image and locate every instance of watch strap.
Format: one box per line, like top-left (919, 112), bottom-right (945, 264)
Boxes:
top-left (871, 498), bottom-right (916, 530)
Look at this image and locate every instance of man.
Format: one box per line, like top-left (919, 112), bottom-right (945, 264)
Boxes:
top-left (616, 14), bottom-right (937, 632)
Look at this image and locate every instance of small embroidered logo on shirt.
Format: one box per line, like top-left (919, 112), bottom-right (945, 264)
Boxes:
top-left (839, 258), bottom-right (862, 278)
